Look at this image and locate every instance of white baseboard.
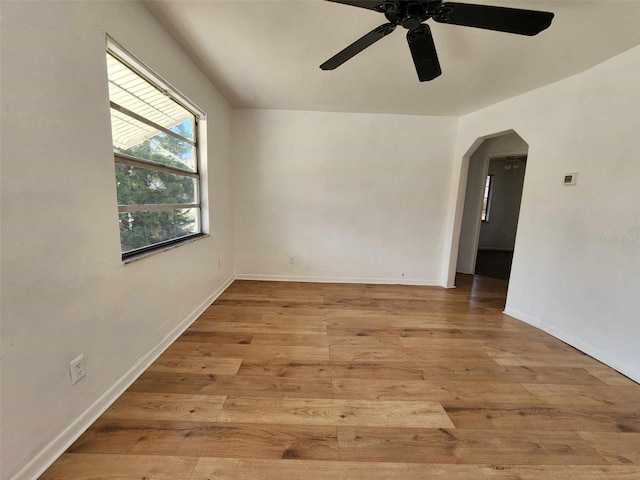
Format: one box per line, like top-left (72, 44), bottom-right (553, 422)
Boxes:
top-left (12, 275), bottom-right (235, 480)
top-left (503, 307), bottom-right (639, 384)
top-left (234, 273), bottom-right (441, 286)
top-left (503, 306), bottom-right (541, 327)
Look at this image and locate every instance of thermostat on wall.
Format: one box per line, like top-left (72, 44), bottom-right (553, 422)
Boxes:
top-left (563, 173), bottom-right (577, 186)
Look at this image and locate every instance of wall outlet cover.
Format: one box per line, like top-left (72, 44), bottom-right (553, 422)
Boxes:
top-left (69, 354), bottom-right (86, 385)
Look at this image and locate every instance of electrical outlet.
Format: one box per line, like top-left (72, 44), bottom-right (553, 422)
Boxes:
top-left (69, 354), bottom-right (86, 385)
top-left (289, 256), bottom-right (295, 265)
top-left (218, 257), bottom-right (222, 268)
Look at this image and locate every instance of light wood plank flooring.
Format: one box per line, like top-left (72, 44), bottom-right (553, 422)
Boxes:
top-left (41, 275), bottom-right (640, 479)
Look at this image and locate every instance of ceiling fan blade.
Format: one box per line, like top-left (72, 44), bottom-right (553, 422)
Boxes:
top-left (324, 0), bottom-right (384, 11)
top-left (435, 2), bottom-right (554, 36)
top-left (320, 23), bottom-right (396, 70)
top-left (407, 24), bottom-right (441, 82)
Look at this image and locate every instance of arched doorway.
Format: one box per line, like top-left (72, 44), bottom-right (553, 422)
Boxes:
top-left (446, 130), bottom-right (529, 291)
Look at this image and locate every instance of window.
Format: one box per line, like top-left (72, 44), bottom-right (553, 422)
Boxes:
top-left (106, 40), bottom-right (205, 259)
top-left (481, 174), bottom-right (493, 222)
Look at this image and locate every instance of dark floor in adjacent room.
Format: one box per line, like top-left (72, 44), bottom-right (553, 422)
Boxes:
top-left (474, 249), bottom-right (514, 280)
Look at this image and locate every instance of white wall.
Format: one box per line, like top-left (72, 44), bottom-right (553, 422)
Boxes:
top-left (444, 45), bottom-right (640, 381)
top-left (478, 158), bottom-right (527, 250)
top-left (456, 133), bottom-right (528, 273)
top-left (0, 2), bottom-right (233, 479)
top-left (456, 149), bottom-right (488, 273)
top-left (233, 110), bottom-right (458, 285)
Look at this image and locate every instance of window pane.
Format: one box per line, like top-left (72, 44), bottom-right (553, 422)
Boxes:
top-left (119, 208), bottom-right (199, 254)
top-left (115, 163), bottom-right (197, 206)
top-left (169, 120), bottom-right (195, 142)
top-left (107, 53), bottom-right (195, 142)
top-left (111, 109), bottom-right (196, 172)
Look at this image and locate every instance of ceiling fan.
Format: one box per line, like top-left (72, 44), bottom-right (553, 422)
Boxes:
top-left (320, 0), bottom-right (554, 81)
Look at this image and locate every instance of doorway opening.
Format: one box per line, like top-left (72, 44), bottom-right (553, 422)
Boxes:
top-left (474, 155), bottom-right (527, 280)
top-left (453, 131), bottom-right (528, 288)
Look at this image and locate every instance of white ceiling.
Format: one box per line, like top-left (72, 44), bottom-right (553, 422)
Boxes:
top-left (145, 0), bottom-right (640, 116)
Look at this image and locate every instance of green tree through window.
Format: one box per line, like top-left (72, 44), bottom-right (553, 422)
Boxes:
top-left (115, 126), bottom-right (197, 251)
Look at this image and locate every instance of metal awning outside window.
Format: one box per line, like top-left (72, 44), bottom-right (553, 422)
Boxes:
top-left (107, 53), bottom-right (194, 150)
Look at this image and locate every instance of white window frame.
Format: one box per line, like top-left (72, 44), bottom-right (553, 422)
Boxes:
top-left (106, 36), bottom-right (207, 260)
top-left (481, 174), bottom-right (493, 222)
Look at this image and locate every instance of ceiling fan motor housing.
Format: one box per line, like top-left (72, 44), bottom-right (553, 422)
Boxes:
top-left (383, 0), bottom-right (441, 28)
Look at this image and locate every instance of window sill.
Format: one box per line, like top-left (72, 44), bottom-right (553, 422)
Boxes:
top-left (122, 233), bottom-right (210, 265)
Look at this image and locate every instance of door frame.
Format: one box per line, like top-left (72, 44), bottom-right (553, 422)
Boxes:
top-left (462, 150), bottom-right (529, 278)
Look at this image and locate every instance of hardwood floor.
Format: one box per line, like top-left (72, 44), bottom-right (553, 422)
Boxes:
top-left (41, 275), bottom-right (640, 479)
